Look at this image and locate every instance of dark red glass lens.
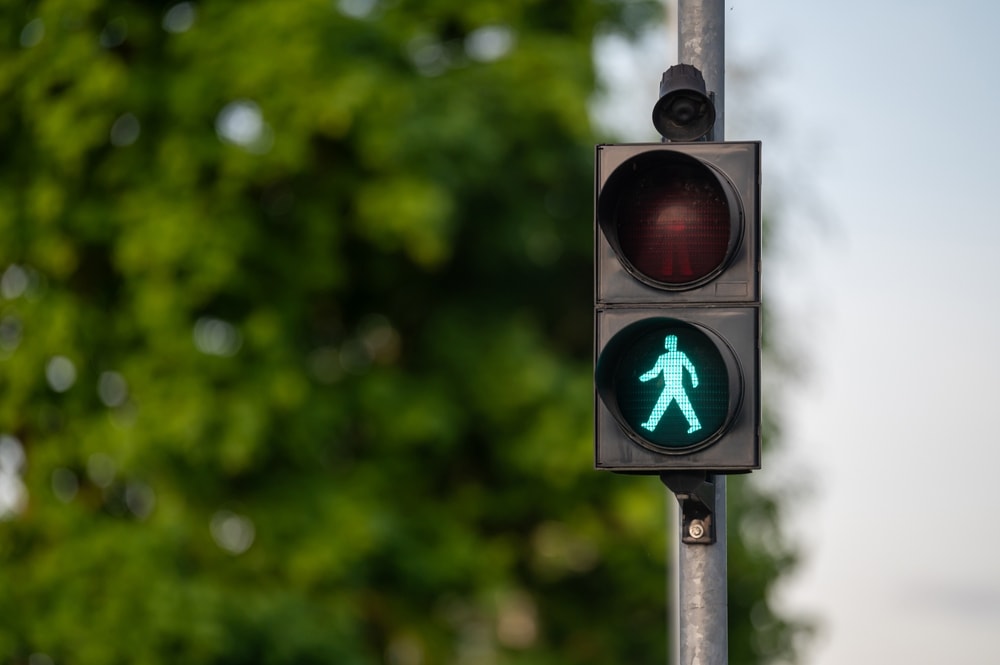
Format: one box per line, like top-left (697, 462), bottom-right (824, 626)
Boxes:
top-left (615, 168), bottom-right (730, 286)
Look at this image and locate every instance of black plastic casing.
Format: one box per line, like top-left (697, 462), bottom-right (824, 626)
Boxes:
top-left (594, 142), bottom-right (762, 473)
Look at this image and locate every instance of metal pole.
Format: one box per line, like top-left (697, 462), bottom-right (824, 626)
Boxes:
top-left (674, 475), bottom-right (727, 664)
top-left (677, 0), bottom-right (725, 140)
top-left (674, 3), bottom-right (728, 664)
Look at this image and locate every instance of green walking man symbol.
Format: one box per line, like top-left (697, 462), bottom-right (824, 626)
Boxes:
top-left (639, 334), bottom-right (702, 434)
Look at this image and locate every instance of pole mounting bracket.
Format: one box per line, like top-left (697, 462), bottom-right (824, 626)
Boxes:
top-left (660, 471), bottom-right (717, 545)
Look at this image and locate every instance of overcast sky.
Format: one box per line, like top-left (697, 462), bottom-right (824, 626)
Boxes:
top-left (596, 1), bottom-right (1000, 663)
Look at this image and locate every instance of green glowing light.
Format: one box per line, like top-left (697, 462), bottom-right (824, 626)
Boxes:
top-left (601, 319), bottom-right (730, 449)
top-left (639, 334), bottom-right (702, 434)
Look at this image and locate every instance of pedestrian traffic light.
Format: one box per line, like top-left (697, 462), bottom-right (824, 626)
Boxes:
top-left (594, 140), bottom-right (761, 472)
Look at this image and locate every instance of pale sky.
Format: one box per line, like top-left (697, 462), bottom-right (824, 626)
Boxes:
top-left (596, 1), bottom-right (1000, 663)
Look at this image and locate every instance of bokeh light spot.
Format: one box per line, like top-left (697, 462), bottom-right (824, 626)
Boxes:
top-left (210, 510), bottom-right (256, 555)
top-left (110, 113), bottom-right (141, 147)
top-left (465, 25), bottom-right (515, 62)
top-left (20, 19), bottom-right (44, 48)
top-left (215, 100), bottom-right (273, 154)
top-left (0, 435), bottom-right (27, 518)
top-left (1, 264), bottom-right (29, 299)
top-left (162, 2), bottom-right (196, 33)
top-left (194, 317), bottom-right (242, 357)
top-left (46, 356), bottom-right (77, 392)
top-left (125, 481), bottom-right (156, 520)
top-left (337, 0), bottom-right (377, 19)
top-left (98, 371), bottom-right (129, 407)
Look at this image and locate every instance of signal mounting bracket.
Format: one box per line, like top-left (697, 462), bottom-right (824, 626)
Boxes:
top-left (660, 471), bottom-right (717, 545)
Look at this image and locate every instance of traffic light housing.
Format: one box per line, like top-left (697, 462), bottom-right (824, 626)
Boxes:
top-left (594, 141), bottom-right (761, 473)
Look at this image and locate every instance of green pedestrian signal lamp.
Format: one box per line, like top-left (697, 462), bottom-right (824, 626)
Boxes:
top-left (594, 66), bottom-right (761, 473)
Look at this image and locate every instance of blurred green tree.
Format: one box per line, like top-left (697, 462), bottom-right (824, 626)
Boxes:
top-left (0, 1), bottom-right (805, 663)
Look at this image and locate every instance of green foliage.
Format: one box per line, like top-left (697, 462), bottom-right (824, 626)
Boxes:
top-left (0, 0), bottom-right (803, 663)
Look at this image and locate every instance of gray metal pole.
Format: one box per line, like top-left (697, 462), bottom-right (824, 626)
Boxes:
top-left (674, 3), bottom-right (728, 664)
top-left (674, 478), bottom-right (727, 665)
top-left (677, 0), bottom-right (725, 140)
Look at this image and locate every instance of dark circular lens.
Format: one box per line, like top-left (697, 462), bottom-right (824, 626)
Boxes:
top-left (599, 150), bottom-right (738, 290)
top-left (616, 168), bottom-right (729, 285)
top-left (609, 320), bottom-right (729, 449)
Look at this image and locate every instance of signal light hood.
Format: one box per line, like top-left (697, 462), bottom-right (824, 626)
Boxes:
top-left (652, 64), bottom-right (716, 142)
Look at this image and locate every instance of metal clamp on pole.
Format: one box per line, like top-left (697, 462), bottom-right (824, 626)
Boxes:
top-left (660, 471), bottom-right (717, 545)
